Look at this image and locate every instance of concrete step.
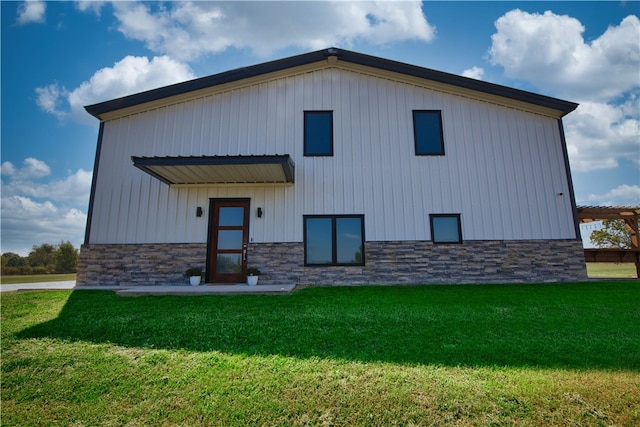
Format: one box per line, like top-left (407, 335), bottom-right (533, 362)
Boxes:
top-left (115, 283), bottom-right (297, 296)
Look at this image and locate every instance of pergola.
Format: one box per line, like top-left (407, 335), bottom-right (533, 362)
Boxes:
top-left (577, 206), bottom-right (640, 278)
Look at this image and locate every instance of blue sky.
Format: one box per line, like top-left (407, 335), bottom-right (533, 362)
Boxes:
top-left (2, 1), bottom-right (639, 255)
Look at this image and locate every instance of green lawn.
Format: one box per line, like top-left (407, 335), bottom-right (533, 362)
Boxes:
top-left (586, 262), bottom-right (637, 278)
top-left (2, 283), bottom-right (639, 426)
top-left (0, 273), bottom-right (76, 285)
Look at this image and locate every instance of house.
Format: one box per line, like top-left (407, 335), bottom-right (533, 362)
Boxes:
top-left (77, 48), bottom-right (587, 286)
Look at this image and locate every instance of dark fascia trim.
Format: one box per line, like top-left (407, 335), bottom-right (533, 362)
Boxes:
top-left (131, 154), bottom-right (295, 185)
top-left (85, 50), bottom-right (333, 119)
top-left (83, 122), bottom-right (104, 245)
top-left (342, 50), bottom-right (578, 116)
top-left (557, 119), bottom-right (581, 240)
top-left (85, 48), bottom-right (578, 119)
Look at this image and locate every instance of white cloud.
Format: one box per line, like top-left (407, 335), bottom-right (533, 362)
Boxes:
top-left (565, 99), bottom-right (640, 172)
top-left (37, 2), bottom-right (434, 124)
top-left (489, 10), bottom-right (639, 101)
top-left (1, 158), bottom-right (51, 180)
top-left (462, 66), bottom-right (484, 80)
top-left (1, 196), bottom-right (87, 256)
top-left (112, 1), bottom-right (435, 61)
top-left (35, 84), bottom-right (69, 120)
top-left (0, 162), bottom-right (16, 177)
top-left (1, 159), bottom-right (91, 254)
top-left (2, 166), bottom-right (92, 207)
top-left (75, 1), bottom-right (105, 16)
top-left (488, 9), bottom-right (640, 175)
top-left (582, 184), bottom-right (640, 207)
top-left (16, 0), bottom-right (46, 25)
top-left (36, 55), bottom-right (196, 124)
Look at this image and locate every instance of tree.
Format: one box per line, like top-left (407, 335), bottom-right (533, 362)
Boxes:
top-left (54, 241), bottom-right (78, 273)
top-left (28, 243), bottom-right (56, 269)
top-left (2, 252), bottom-right (27, 267)
top-left (590, 219), bottom-right (633, 249)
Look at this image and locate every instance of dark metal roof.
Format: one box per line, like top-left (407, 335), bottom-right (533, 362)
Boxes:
top-left (86, 48), bottom-right (578, 119)
top-left (132, 155), bottom-right (295, 185)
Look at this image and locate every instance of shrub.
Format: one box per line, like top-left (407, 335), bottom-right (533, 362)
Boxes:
top-left (2, 266), bottom-right (33, 276)
top-left (31, 266), bottom-right (51, 275)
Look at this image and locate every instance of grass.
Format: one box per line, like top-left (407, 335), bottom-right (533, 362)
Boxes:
top-left (2, 283), bottom-right (639, 426)
top-left (0, 273), bottom-right (76, 285)
top-left (586, 262), bottom-right (637, 278)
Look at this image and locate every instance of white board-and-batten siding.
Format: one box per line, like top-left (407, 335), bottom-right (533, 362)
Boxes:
top-left (88, 67), bottom-right (576, 245)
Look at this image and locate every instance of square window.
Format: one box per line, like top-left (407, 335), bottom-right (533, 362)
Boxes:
top-left (304, 215), bottom-right (365, 266)
top-left (304, 111), bottom-right (333, 156)
top-left (430, 214), bottom-right (462, 243)
top-left (413, 110), bottom-right (445, 155)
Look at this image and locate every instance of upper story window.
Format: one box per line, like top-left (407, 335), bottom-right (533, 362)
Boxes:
top-left (430, 214), bottom-right (462, 244)
top-left (304, 215), bottom-right (365, 266)
top-left (304, 111), bottom-right (333, 156)
top-left (413, 110), bottom-right (445, 155)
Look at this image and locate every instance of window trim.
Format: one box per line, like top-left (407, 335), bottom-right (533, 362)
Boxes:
top-left (429, 214), bottom-right (463, 244)
top-left (413, 110), bottom-right (445, 156)
top-left (304, 110), bottom-right (334, 157)
top-left (303, 214), bottom-right (365, 266)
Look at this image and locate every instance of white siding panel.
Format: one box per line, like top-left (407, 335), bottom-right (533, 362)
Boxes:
top-left (89, 67), bottom-right (576, 244)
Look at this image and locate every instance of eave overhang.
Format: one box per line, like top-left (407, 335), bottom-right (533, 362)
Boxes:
top-left (86, 48), bottom-right (578, 121)
top-left (131, 155), bottom-right (295, 186)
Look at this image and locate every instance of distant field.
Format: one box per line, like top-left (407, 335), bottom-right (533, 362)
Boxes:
top-left (0, 274), bottom-right (76, 285)
top-left (586, 263), bottom-right (637, 278)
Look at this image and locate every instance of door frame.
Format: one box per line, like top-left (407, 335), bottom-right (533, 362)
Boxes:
top-left (205, 198), bottom-right (250, 283)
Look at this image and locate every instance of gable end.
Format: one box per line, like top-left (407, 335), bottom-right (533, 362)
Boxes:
top-left (85, 48), bottom-right (578, 121)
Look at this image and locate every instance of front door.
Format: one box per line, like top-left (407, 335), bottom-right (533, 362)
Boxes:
top-left (207, 199), bottom-right (250, 283)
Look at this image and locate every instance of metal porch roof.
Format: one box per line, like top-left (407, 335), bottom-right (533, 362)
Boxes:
top-left (131, 155), bottom-right (295, 185)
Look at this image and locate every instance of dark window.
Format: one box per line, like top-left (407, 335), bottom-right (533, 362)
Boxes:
top-left (304, 111), bottom-right (333, 156)
top-left (430, 214), bottom-right (462, 243)
top-left (413, 110), bottom-right (445, 155)
top-left (304, 215), bottom-right (365, 266)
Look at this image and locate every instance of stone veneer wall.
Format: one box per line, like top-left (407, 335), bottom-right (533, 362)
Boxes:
top-left (78, 239), bottom-right (587, 286)
top-left (77, 243), bottom-right (207, 286)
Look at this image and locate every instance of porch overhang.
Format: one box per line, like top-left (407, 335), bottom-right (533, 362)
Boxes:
top-left (131, 155), bottom-right (295, 185)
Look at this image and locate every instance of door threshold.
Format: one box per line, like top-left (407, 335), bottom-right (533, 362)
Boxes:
top-left (205, 283), bottom-right (246, 286)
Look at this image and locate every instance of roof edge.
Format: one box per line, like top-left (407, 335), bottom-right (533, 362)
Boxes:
top-left (86, 48), bottom-right (578, 120)
top-left (85, 50), bottom-right (332, 119)
top-left (338, 50), bottom-right (578, 116)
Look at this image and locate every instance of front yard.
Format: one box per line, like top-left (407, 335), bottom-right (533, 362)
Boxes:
top-left (2, 282), bottom-right (639, 426)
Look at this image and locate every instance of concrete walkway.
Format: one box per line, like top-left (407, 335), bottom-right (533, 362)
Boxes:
top-left (0, 281), bottom-right (296, 295)
top-left (1, 281), bottom-right (78, 292)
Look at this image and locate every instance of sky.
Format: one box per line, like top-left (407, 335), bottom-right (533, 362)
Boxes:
top-left (1, 0), bottom-right (639, 256)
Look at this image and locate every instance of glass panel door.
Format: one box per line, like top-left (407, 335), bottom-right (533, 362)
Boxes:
top-left (207, 200), bottom-right (250, 283)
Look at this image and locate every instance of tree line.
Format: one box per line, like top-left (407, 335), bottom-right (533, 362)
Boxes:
top-left (1, 241), bottom-right (78, 275)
